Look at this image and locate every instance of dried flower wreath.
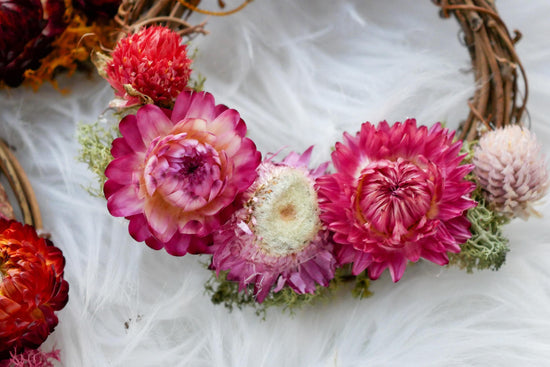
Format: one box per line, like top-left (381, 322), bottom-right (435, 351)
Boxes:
top-left (0, 141), bottom-right (69, 364)
top-left (73, 0), bottom-right (550, 315)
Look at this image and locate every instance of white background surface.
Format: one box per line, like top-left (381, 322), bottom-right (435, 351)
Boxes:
top-left (1, 0), bottom-right (550, 366)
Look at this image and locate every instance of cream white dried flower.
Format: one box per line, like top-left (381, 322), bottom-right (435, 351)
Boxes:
top-left (473, 125), bottom-right (549, 219)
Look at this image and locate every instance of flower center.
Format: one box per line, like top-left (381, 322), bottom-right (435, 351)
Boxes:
top-left (279, 204), bottom-right (297, 221)
top-left (355, 159), bottom-right (434, 241)
top-left (144, 133), bottom-right (222, 211)
top-left (251, 167), bottom-right (321, 257)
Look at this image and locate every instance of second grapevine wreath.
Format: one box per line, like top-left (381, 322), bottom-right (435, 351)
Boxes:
top-left (76, 0), bottom-right (548, 314)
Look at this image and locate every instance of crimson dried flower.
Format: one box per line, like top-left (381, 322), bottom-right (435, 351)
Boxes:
top-left (104, 91), bottom-right (261, 255)
top-left (317, 119), bottom-right (476, 282)
top-left (0, 0), bottom-right (68, 87)
top-left (0, 219), bottom-right (68, 359)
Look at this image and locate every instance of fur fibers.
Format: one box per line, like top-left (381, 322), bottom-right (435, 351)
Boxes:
top-left (1, 0), bottom-right (550, 366)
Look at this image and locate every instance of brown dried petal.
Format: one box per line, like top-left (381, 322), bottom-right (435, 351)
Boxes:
top-left (0, 183), bottom-right (14, 220)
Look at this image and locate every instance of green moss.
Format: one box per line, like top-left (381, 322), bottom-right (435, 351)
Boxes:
top-left (449, 188), bottom-right (510, 272)
top-left (204, 265), bottom-right (373, 317)
top-left (448, 140), bottom-right (510, 272)
top-left (76, 120), bottom-right (120, 196)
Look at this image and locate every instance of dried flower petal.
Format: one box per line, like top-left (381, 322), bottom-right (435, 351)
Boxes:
top-left (0, 0), bottom-right (68, 87)
top-left (0, 347), bottom-right (60, 367)
top-left (317, 119), bottom-right (476, 282)
top-left (0, 185), bottom-right (14, 221)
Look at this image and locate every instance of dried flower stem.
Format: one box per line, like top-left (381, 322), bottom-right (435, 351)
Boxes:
top-left (434, 0), bottom-right (528, 141)
top-left (177, 0), bottom-right (253, 16)
top-left (0, 140), bottom-right (42, 230)
top-left (115, 0), bottom-right (206, 40)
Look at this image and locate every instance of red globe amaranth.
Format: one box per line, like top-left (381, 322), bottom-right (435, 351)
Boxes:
top-left (104, 26), bottom-right (193, 107)
top-left (317, 119), bottom-right (476, 281)
top-left (0, 0), bottom-right (68, 87)
top-left (0, 219), bottom-right (69, 359)
top-left (73, 0), bottom-right (121, 20)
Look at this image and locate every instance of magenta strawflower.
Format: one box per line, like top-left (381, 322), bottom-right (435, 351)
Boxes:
top-left (211, 147), bottom-right (336, 302)
top-left (103, 26), bottom-right (193, 107)
top-left (317, 119), bottom-right (476, 282)
top-left (104, 91), bottom-right (261, 255)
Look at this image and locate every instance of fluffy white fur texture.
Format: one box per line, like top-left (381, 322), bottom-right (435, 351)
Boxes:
top-left (1, 0), bottom-right (550, 366)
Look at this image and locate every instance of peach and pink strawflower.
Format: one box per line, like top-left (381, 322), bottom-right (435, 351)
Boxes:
top-left (104, 91), bottom-right (261, 255)
top-left (317, 119), bottom-right (476, 282)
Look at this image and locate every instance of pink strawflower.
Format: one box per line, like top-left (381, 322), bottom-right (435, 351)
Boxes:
top-left (473, 125), bottom-right (549, 219)
top-left (104, 91), bottom-right (261, 255)
top-left (103, 26), bottom-right (193, 107)
top-left (317, 119), bottom-right (476, 282)
top-left (211, 147), bottom-right (337, 302)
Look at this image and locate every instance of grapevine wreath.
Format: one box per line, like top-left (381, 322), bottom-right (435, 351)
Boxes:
top-left (78, 0), bottom-right (547, 310)
top-left (1, 0), bottom-right (549, 365)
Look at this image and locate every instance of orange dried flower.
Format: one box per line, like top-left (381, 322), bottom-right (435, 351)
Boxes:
top-left (0, 219), bottom-right (68, 358)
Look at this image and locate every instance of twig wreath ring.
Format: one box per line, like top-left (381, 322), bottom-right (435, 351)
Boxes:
top-left (72, 0), bottom-right (549, 313)
top-left (74, 0), bottom-right (548, 314)
top-left (1, 0), bottom-right (546, 315)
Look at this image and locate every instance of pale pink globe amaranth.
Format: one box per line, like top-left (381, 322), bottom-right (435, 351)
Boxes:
top-left (317, 119), bottom-right (476, 282)
top-left (473, 125), bottom-right (549, 219)
top-left (211, 147), bottom-right (337, 302)
top-left (104, 91), bottom-right (261, 255)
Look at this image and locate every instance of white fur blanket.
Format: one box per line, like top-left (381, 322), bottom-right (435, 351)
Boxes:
top-left (1, 0), bottom-right (550, 366)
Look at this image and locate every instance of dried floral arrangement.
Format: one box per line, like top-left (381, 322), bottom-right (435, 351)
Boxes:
top-left (73, 0), bottom-right (550, 316)
top-left (0, 141), bottom-right (69, 365)
top-left (0, 0), bottom-right (226, 90)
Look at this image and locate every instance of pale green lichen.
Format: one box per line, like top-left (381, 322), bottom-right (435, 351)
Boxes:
top-left (448, 140), bottom-right (510, 272)
top-left (204, 265), bottom-right (372, 318)
top-left (76, 120), bottom-right (120, 196)
top-left (449, 187), bottom-right (510, 272)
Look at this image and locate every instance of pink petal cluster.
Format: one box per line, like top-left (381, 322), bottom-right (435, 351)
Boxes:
top-left (104, 91), bottom-right (261, 255)
top-left (104, 26), bottom-right (193, 107)
top-left (0, 348), bottom-right (60, 367)
top-left (317, 119), bottom-right (476, 282)
top-left (211, 148), bottom-right (336, 302)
